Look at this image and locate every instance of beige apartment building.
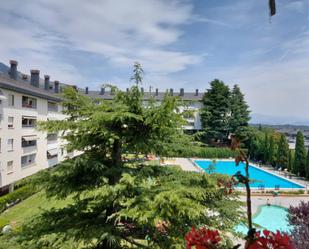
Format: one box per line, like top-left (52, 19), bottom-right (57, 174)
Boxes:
top-left (0, 60), bottom-right (203, 192)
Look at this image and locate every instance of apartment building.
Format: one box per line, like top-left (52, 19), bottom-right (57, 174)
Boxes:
top-left (0, 60), bottom-right (204, 192)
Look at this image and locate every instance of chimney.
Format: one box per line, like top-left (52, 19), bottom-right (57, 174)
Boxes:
top-left (180, 88), bottom-right (184, 96)
top-left (9, 60), bottom-right (18, 80)
top-left (100, 87), bottom-right (105, 95)
top-left (44, 75), bottom-right (50, 90)
top-left (30, 70), bottom-right (40, 87)
top-left (170, 88), bottom-right (173, 96)
top-left (195, 89), bottom-right (199, 96)
top-left (54, 81), bottom-right (60, 93)
top-left (155, 88), bottom-right (159, 96)
top-left (126, 88), bottom-right (129, 93)
top-left (141, 87), bottom-right (144, 94)
top-left (85, 87), bottom-right (89, 94)
top-left (22, 74), bottom-right (28, 80)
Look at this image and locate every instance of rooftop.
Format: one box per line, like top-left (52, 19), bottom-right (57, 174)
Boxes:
top-left (0, 61), bottom-right (204, 101)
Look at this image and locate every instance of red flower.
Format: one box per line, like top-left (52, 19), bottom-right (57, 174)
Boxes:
top-left (248, 230), bottom-right (294, 249)
top-left (185, 227), bottom-right (221, 249)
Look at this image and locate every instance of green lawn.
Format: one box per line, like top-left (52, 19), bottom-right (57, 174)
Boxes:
top-left (0, 191), bottom-right (71, 230)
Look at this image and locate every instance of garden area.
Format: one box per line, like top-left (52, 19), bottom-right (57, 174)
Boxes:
top-left (0, 64), bottom-right (308, 249)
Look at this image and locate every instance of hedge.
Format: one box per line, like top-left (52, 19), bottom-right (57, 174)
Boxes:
top-left (166, 146), bottom-right (236, 158)
top-left (0, 184), bottom-right (37, 214)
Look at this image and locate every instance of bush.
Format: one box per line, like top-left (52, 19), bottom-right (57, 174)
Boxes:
top-left (0, 185), bottom-right (37, 214)
top-left (166, 146), bottom-right (236, 158)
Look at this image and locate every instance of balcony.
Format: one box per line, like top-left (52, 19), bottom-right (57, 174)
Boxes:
top-left (22, 96), bottom-right (37, 109)
top-left (22, 116), bottom-right (37, 128)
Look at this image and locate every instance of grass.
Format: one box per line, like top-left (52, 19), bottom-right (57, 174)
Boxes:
top-left (0, 191), bottom-right (71, 230)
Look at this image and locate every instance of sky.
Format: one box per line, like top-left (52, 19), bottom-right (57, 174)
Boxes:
top-left (0, 0), bottom-right (309, 123)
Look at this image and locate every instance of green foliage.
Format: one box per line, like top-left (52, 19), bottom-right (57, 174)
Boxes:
top-left (294, 131), bottom-right (307, 176)
top-left (268, 135), bottom-right (277, 167)
top-left (201, 79), bottom-right (231, 143)
top-left (200, 80), bottom-right (250, 144)
top-left (305, 149), bottom-right (309, 179)
top-left (288, 149), bottom-right (293, 172)
top-left (0, 185), bottom-right (37, 214)
top-left (165, 145), bottom-right (236, 158)
top-left (229, 85), bottom-right (250, 134)
top-left (277, 134), bottom-right (289, 169)
top-left (3, 64), bottom-right (242, 249)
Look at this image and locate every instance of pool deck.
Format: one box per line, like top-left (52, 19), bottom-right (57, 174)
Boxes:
top-left (241, 195), bottom-right (309, 213)
top-left (176, 157), bottom-right (308, 191)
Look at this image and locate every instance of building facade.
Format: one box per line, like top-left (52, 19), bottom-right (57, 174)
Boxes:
top-left (0, 60), bottom-right (204, 191)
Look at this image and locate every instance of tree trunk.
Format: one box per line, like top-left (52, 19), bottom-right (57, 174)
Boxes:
top-left (245, 159), bottom-right (252, 230)
top-left (112, 139), bottom-right (122, 168)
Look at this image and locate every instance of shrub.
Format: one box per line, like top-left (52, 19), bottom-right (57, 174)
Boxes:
top-left (0, 185), bottom-right (37, 214)
top-left (166, 146), bottom-right (236, 158)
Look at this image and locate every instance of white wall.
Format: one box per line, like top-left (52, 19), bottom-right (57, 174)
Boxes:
top-left (0, 88), bottom-right (67, 187)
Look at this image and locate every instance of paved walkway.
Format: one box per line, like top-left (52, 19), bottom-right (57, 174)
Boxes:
top-left (173, 158), bottom-right (202, 172)
top-left (240, 195), bottom-right (309, 213)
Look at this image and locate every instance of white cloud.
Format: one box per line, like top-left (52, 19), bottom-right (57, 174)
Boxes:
top-left (0, 0), bottom-right (202, 83)
top-left (285, 1), bottom-right (305, 12)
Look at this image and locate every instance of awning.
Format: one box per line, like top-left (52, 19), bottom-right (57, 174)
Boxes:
top-left (47, 148), bottom-right (58, 156)
top-left (22, 135), bottom-right (38, 141)
top-left (22, 116), bottom-right (37, 120)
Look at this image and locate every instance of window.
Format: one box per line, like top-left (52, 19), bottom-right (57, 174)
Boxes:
top-left (7, 161), bottom-right (13, 172)
top-left (48, 102), bottom-right (58, 112)
top-left (22, 116), bottom-right (36, 127)
top-left (21, 136), bottom-right (38, 147)
top-left (47, 149), bottom-right (58, 159)
top-left (7, 139), bottom-right (13, 151)
top-left (47, 133), bottom-right (57, 142)
top-left (8, 116), bottom-right (14, 128)
top-left (22, 96), bottom-right (37, 108)
top-left (8, 94), bottom-right (14, 106)
top-left (21, 153), bottom-right (36, 168)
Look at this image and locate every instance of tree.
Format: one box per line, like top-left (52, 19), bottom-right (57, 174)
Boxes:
top-left (3, 64), bottom-right (242, 249)
top-left (277, 134), bottom-right (289, 169)
top-left (293, 131), bottom-right (306, 177)
top-left (289, 201), bottom-right (309, 249)
top-left (262, 133), bottom-right (270, 164)
top-left (268, 135), bottom-right (277, 167)
top-left (229, 84), bottom-right (250, 134)
top-left (201, 79), bottom-right (230, 143)
top-left (288, 149), bottom-right (293, 172)
top-left (305, 149), bottom-right (309, 179)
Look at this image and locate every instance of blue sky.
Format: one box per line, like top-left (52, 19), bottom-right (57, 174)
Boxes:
top-left (1, 0), bottom-right (309, 122)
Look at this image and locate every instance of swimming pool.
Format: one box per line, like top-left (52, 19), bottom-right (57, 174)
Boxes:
top-left (194, 160), bottom-right (304, 189)
top-left (235, 205), bottom-right (291, 234)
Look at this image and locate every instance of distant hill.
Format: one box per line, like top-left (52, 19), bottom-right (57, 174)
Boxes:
top-left (0, 62), bottom-right (9, 74)
top-left (250, 113), bottom-right (309, 126)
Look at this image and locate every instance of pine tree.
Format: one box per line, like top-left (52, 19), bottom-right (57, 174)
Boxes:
top-left (268, 135), bottom-right (277, 167)
top-left (305, 149), bottom-right (309, 179)
top-left (7, 64), bottom-right (242, 249)
top-left (288, 149), bottom-right (293, 172)
top-left (229, 84), bottom-right (250, 134)
top-left (262, 133), bottom-right (270, 163)
top-left (277, 134), bottom-right (289, 169)
top-left (294, 131), bottom-right (307, 176)
top-left (201, 79), bottom-right (230, 143)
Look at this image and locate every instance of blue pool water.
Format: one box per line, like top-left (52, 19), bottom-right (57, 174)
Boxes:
top-left (235, 205), bottom-right (291, 234)
top-left (195, 160), bottom-right (304, 189)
